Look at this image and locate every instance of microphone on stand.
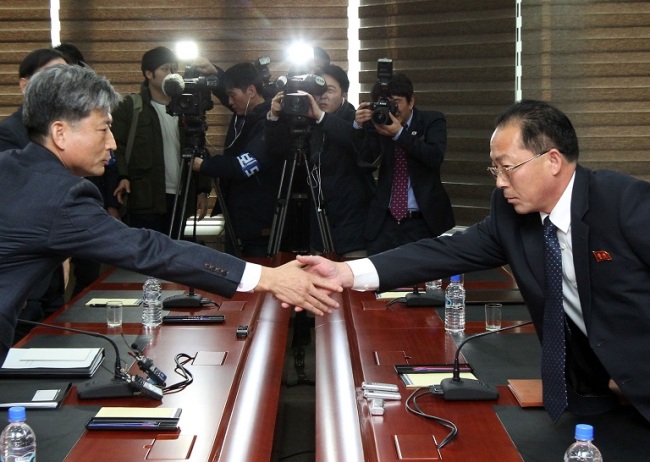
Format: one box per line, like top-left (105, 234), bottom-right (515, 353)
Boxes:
top-left (17, 320), bottom-right (163, 400)
top-left (439, 321), bottom-right (533, 401)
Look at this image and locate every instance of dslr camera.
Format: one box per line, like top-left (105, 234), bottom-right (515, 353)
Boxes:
top-left (367, 58), bottom-right (397, 126)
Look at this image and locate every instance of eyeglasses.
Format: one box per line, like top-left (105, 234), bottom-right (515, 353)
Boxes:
top-left (487, 149), bottom-right (552, 179)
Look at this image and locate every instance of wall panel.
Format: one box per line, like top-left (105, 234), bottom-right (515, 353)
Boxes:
top-left (521, 0), bottom-right (650, 180)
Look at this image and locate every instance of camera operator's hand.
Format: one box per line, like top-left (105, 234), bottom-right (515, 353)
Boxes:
top-left (355, 102), bottom-right (373, 127)
top-left (270, 91), bottom-right (284, 119)
top-left (304, 92), bottom-right (324, 121)
top-left (192, 157), bottom-right (203, 172)
top-left (374, 111), bottom-right (402, 138)
top-left (113, 179), bottom-right (130, 205)
top-left (190, 57), bottom-right (219, 76)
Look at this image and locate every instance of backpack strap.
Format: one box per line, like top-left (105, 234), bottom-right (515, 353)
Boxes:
top-left (125, 93), bottom-right (143, 165)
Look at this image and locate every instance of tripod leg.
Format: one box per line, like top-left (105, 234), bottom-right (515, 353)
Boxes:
top-left (303, 156), bottom-right (336, 254)
top-left (212, 178), bottom-right (243, 258)
top-left (267, 153), bottom-right (298, 256)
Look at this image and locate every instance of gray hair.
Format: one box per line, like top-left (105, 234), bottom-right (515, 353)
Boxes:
top-left (23, 64), bottom-right (121, 143)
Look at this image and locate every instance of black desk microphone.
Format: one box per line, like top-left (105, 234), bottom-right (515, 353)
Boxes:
top-left (439, 321), bottom-right (533, 400)
top-left (16, 319), bottom-right (163, 400)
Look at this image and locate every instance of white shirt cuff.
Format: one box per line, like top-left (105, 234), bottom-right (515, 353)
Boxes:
top-left (266, 111), bottom-right (279, 122)
top-left (316, 111), bottom-right (325, 124)
top-left (238, 262), bottom-right (261, 292)
top-left (346, 259), bottom-right (380, 291)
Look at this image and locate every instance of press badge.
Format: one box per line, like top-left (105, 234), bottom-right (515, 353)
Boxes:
top-left (237, 153), bottom-right (260, 178)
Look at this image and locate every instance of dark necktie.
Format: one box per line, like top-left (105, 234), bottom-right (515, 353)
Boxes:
top-left (389, 144), bottom-right (408, 222)
top-left (541, 216), bottom-right (568, 421)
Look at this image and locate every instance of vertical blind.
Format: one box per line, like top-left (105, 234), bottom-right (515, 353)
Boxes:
top-left (521, 0), bottom-right (650, 181)
top-left (358, 0), bottom-right (516, 225)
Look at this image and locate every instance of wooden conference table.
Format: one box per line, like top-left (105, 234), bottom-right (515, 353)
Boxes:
top-left (315, 269), bottom-right (650, 462)
top-left (10, 262), bottom-right (650, 461)
top-left (10, 260), bottom-right (292, 462)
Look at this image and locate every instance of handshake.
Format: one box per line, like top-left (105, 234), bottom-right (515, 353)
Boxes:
top-left (260, 255), bottom-right (355, 315)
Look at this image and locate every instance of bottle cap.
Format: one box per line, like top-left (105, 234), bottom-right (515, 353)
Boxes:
top-left (450, 274), bottom-right (462, 282)
top-left (574, 424), bottom-right (594, 440)
top-left (8, 406), bottom-right (26, 422)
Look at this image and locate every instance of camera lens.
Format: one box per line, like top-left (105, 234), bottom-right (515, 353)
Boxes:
top-left (372, 109), bottom-right (388, 125)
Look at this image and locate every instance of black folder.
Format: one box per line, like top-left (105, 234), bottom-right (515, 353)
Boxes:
top-left (0, 380), bottom-right (72, 409)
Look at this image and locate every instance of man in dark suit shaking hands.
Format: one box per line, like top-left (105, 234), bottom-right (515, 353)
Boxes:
top-left (299, 99), bottom-right (650, 423)
top-left (0, 65), bottom-right (341, 362)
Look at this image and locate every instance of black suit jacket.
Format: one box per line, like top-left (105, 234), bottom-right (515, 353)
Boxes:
top-left (357, 107), bottom-right (455, 241)
top-left (0, 143), bottom-right (247, 360)
top-left (200, 99), bottom-right (283, 246)
top-left (370, 165), bottom-right (650, 421)
top-left (0, 107), bottom-right (30, 152)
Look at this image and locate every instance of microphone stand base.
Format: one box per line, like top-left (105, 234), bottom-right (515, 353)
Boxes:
top-left (405, 290), bottom-right (444, 307)
top-left (439, 378), bottom-right (499, 401)
top-left (162, 293), bottom-right (203, 308)
top-left (77, 378), bottom-right (134, 399)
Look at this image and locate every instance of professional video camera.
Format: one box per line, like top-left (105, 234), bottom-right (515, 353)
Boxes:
top-left (163, 73), bottom-right (220, 118)
top-left (278, 74), bottom-right (327, 117)
top-left (366, 58), bottom-right (397, 126)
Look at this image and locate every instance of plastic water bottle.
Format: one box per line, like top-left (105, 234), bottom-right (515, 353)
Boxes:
top-left (444, 274), bottom-right (465, 333)
top-left (1, 406), bottom-right (36, 462)
top-left (142, 276), bottom-right (162, 328)
top-left (564, 424), bottom-right (603, 462)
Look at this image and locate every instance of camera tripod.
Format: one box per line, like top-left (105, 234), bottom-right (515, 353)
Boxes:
top-left (267, 118), bottom-right (335, 256)
top-left (162, 116), bottom-right (241, 307)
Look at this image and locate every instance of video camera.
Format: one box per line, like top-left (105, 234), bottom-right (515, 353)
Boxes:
top-left (278, 74), bottom-right (327, 117)
top-left (163, 73), bottom-right (220, 117)
top-left (367, 58), bottom-right (397, 126)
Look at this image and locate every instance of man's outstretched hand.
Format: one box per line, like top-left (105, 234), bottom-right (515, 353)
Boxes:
top-left (296, 255), bottom-right (354, 288)
top-left (255, 260), bottom-right (342, 316)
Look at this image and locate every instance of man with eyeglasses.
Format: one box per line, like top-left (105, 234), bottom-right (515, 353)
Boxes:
top-left (296, 99), bottom-right (650, 424)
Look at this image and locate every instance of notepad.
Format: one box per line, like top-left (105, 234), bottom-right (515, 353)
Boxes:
top-left (400, 371), bottom-right (477, 388)
top-left (507, 379), bottom-right (543, 407)
top-left (86, 407), bottom-right (182, 431)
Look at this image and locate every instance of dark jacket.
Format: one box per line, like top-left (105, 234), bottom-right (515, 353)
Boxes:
top-left (356, 107), bottom-right (455, 241)
top-left (266, 101), bottom-right (376, 254)
top-left (371, 165), bottom-right (650, 420)
top-left (112, 84), bottom-right (210, 216)
top-left (200, 99), bottom-right (282, 244)
top-left (0, 142), bottom-right (246, 360)
top-left (0, 107), bottom-right (30, 152)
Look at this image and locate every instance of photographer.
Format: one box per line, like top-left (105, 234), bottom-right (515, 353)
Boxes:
top-left (192, 62), bottom-right (283, 257)
top-left (355, 72), bottom-right (455, 254)
top-left (266, 65), bottom-right (375, 256)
